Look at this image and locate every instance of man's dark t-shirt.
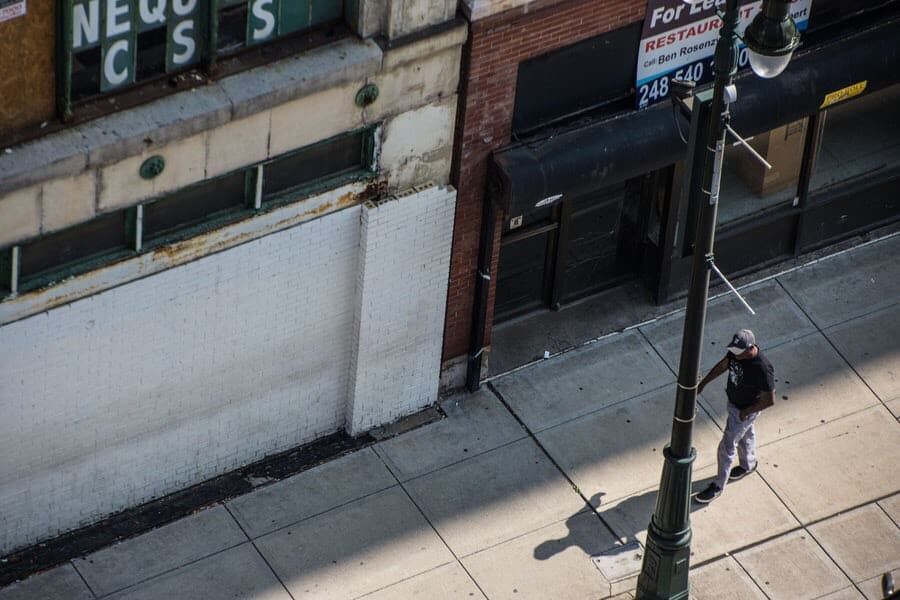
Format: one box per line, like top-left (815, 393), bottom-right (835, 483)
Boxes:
top-left (726, 352), bottom-right (775, 409)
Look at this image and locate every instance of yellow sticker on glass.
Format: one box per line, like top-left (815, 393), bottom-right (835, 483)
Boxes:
top-left (821, 81), bottom-right (868, 109)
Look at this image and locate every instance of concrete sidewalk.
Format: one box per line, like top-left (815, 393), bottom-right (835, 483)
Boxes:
top-left (3, 234), bottom-right (900, 599)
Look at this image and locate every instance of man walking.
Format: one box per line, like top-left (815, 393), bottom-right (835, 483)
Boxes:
top-left (694, 329), bottom-right (775, 503)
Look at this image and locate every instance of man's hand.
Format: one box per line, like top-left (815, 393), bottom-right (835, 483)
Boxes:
top-left (741, 391), bottom-right (776, 421)
top-left (697, 356), bottom-right (729, 397)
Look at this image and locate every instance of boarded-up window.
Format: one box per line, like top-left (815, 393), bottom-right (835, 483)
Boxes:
top-left (512, 22), bottom-right (642, 135)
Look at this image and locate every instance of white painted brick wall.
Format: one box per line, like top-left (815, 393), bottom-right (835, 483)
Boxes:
top-left (346, 186), bottom-right (456, 434)
top-left (0, 185), bottom-right (458, 554)
top-left (0, 206), bottom-right (362, 554)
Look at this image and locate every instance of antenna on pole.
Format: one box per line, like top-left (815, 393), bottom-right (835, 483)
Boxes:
top-left (707, 258), bottom-right (756, 315)
top-left (726, 124), bottom-right (773, 170)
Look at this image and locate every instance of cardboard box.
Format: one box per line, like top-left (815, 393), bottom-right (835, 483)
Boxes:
top-left (734, 118), bottom-right (808, 197)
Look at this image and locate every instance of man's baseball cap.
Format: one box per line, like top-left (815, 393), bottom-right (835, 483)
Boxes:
top-left (727, 329), bottom-right (756, 354)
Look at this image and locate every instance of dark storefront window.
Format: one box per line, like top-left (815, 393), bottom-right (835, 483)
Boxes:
top-left (494, 5), bottom-right (900, 316)
top-left (804, 0), bottom-right (899, 44)
top-left (511, 22), bottom-right (641, 135)
top-left (718, 118), bottom-right (808, 225)
top-left (809, 83), bottom-right (900, 195)
top-left (692, 82), bottom-right (900, 285)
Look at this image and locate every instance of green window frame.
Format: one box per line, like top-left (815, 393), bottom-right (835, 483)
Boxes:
top-left (3, 209), bottom-right (137, 295)
top-left (261, 127), bottom-right (375, 204)
top-left (58, 0), bottom-right (345, 117)
top-left (0, 125), bottom-right (377, 299)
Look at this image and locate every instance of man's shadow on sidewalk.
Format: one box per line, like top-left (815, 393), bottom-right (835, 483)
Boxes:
top-left (534, 481), bottom-right (717, 560)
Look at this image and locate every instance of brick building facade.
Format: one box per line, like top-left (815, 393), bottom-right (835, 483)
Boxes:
top-left (442, 0), bottom-right (646, 387)
top-left (442, 0), bottom-right (900, 390)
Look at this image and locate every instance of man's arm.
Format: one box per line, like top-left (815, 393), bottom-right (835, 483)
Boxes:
top-left (739, 390), bottom-right (775, 421)
top-left (697, 356), bottom-right (729, 395)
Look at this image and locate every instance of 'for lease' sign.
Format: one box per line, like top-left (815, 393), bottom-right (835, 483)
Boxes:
top-left (636, 0), bottom-right (811, 109)
top-left (0, 0), bottom-right (26, 23)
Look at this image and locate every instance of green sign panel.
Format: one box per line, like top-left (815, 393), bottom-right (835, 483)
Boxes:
top-left (166, 0), bottom-right (206, 72)
top-left (247, 0), bottom-right (340, 44)
top-left (70, 0), bottom-right (208, 91)
top-left (68, 0), bottom-right (341, 93)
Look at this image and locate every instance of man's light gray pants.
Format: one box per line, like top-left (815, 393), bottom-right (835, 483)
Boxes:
top-left (714, 403), bottom-right (758, 490)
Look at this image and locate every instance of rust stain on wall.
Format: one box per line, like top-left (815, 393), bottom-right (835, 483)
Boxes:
top-left (0, 1), bottom-right (56, 139)
top-left (6, 182), bottom-right (384, 323)
top-left (151, 189), bottom-right (366, 263)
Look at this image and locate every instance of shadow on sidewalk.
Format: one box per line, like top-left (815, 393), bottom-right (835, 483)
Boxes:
top-left (533, 480), bottom-right (720, 562)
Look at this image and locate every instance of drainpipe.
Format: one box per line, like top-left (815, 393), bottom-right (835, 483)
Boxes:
top-left (465, 188), bottom-right (500, 392)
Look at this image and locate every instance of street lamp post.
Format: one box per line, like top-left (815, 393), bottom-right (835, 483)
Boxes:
top-left (635, 1), bottom-right (799, 599)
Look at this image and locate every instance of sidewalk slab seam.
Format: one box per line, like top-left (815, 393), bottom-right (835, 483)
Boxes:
top-left (373, 389), bottom-right (530, 483)
top-left (0, 563), bottom-right (94, 600)
top-left (72, 504), bottom-right (248, 598)
top-left (401, 438), bottom-right (589, 558)
top-left (534, 385), bottom-right (723, 509)
top-left (460, 510), bottom-right (617, 600)
top-left (807, 503), bottom-right (900, 584)
top-left (378, 435), bottom-right (527, 489)
top-left (490, 330), bottom-right (676, 434)
top-left (349, 561), bottom-right (486, 599)
top-left (734, 528), bottom-right (854, 600)
top-left (226, 447), bottom-right (397, 539)
top-left (253, 486), bottom-right (455, 600)
top-left (878, 493), bottom-right (900, 528)
top-left (755, 406), bottom-right (900, 524)
top-left (101, 542), bottom-right (291, 600)
top-left (529, 379), bottom-right (677, 438)
top-left (449, 508), bottom-right (598, 560)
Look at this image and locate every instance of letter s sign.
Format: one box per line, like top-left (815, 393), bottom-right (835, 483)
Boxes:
top-left (249, 0), bottom-right (276, 43)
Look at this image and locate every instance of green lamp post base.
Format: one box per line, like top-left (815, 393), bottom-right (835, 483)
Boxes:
top-left (635, 446), bottom-right (696, 600)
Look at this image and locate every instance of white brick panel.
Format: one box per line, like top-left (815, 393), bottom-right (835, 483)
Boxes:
top-left (0, 206), bottom-right (361, 554)
top-left (346, 185), bottom-right (457, 434)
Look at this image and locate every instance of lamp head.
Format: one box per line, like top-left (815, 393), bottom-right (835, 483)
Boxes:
top-left (744, 0), bottom-right (801, 78)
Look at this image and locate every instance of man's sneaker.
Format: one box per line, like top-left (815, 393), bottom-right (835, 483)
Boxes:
top-left (694, 483), bottom-right (722, 504)
top-left (729, 465), bottom-right (757, 481)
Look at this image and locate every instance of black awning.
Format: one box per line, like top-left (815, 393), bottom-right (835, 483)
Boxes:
top-left (492, 17), bottom-right (900, 219)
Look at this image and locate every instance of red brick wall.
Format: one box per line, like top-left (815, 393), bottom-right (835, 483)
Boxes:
top-left (442, 0), bottom-right (647, 365)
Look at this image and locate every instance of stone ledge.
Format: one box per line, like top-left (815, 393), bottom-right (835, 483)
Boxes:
top-left (379, 19), bottom-right (468, 72)
top-left (461, 0), bottom-right (573, 23)
top-left (0, 37), bottom-right (383, 196)
top-left (221, 36), bottom-right (383, 119)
